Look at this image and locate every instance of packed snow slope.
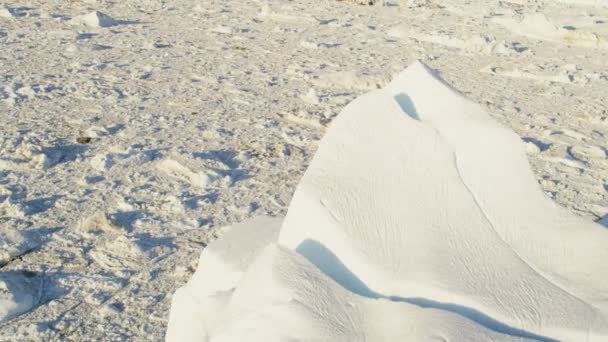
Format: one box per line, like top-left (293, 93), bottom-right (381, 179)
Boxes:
top-left (167, 62), bottom-right (608, 342)
top-left (1, 0), bottom-right (608, 340)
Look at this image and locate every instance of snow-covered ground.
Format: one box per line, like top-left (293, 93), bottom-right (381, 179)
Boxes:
top-left (166, 62), bottom-right (608, 341)
top-left (0, 0), bottom-right (607, 340)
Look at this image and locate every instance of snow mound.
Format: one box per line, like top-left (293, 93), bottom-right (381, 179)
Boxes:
top-left (156, 158), bottom-right (217, 189)
top-left (166, 217), bottom-right (282, 341)
top-left (494, 13), bottom-right (607, 49)
top-left (557, 0), bottom-right (608, 6)
top-left (0, 4), bottom-right (13, 18)
top-left (72, 11), bottom-right (117, 28)
top-left (0, 272), bottom-right (41, 323)
top-left (0, 230), bottom-right (31, 266)
top-left (167, 62), bottom-right (608, 341)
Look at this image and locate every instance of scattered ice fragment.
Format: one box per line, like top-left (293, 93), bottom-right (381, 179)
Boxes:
top-left (78, 212), bottom-right (122, 234)
top-left (14, 136), bottom-right (67, 169)
top-left (72, 11), bottom-right (117, 28)
top-left (569, 144), bottom-right (606, 161)
top-left (0, 4), bottom-right (13, 18)
top-left (85, 126), bottom-right (110, 138)
top-left (90, 154), bottom-right (113, 171)
top-left (300, 88), bottom-right (320, 105)
top-left (88, 236), bottom-right (144, 270)
top-left (0, 230), bottom-right (28, 266)
top-left (156, 158), bottom-right (213, 189)
top-left (0, 197), bottom-right (26, 219)
top-left (210, 26), bottom-right (234, 35)
top-left (299, 40), bottom-right (319, 49)
top-left (524, 141), bottom-right (541, 154)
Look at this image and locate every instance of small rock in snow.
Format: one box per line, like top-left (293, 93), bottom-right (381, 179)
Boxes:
top-left (77, 137), bottom-right (92, 144)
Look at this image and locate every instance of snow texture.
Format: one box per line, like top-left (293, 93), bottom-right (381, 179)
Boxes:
top-left (167, 62), bottom-right (608, 341)
top-left (1, 0), bottom-right (608, 339)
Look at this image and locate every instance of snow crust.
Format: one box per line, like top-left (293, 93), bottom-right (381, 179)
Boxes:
top-left (167, 62), bottom-right (608, 341)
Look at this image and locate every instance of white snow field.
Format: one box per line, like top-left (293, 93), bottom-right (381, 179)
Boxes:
top-left (1, 0), bottom-right (608, 340)
top-left (167, 62), bottom-right (608, 341)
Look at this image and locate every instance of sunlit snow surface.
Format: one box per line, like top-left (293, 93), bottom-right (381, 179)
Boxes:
top-left (167, 62), bottom-right (608, 341)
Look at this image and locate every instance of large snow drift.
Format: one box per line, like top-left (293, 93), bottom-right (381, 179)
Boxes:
top-left (167, 62), bottom-right (608, 341)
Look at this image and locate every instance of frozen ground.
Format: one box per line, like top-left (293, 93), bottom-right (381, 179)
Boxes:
top-left (0, 0), bottom-right (607, 340)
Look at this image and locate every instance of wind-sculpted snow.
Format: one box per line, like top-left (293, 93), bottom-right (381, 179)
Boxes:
top-left (167, 62), bottom-right (608, 341)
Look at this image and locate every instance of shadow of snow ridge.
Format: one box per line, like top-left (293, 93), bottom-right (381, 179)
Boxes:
top-left (296, 239), bottom-right (558, 342)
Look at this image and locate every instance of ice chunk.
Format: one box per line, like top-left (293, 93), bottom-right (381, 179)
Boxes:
top-left (72, 11), bottom-right (117, 28)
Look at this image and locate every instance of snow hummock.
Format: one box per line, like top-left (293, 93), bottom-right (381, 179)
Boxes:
top-left (0, 4), bottom-right (13, 18)
top-left (0, 272), bottom-right (40, 323)
top-left (169, 61), bottom-right (608, 341)
top-left (0, 230), bottom-right (34, 267)
top-left (493, 13), bottom-right (607, 49)
top-left (72, 11), bottom-right (117, 28)
top-left (166, 217), bottom-right (282, 341)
